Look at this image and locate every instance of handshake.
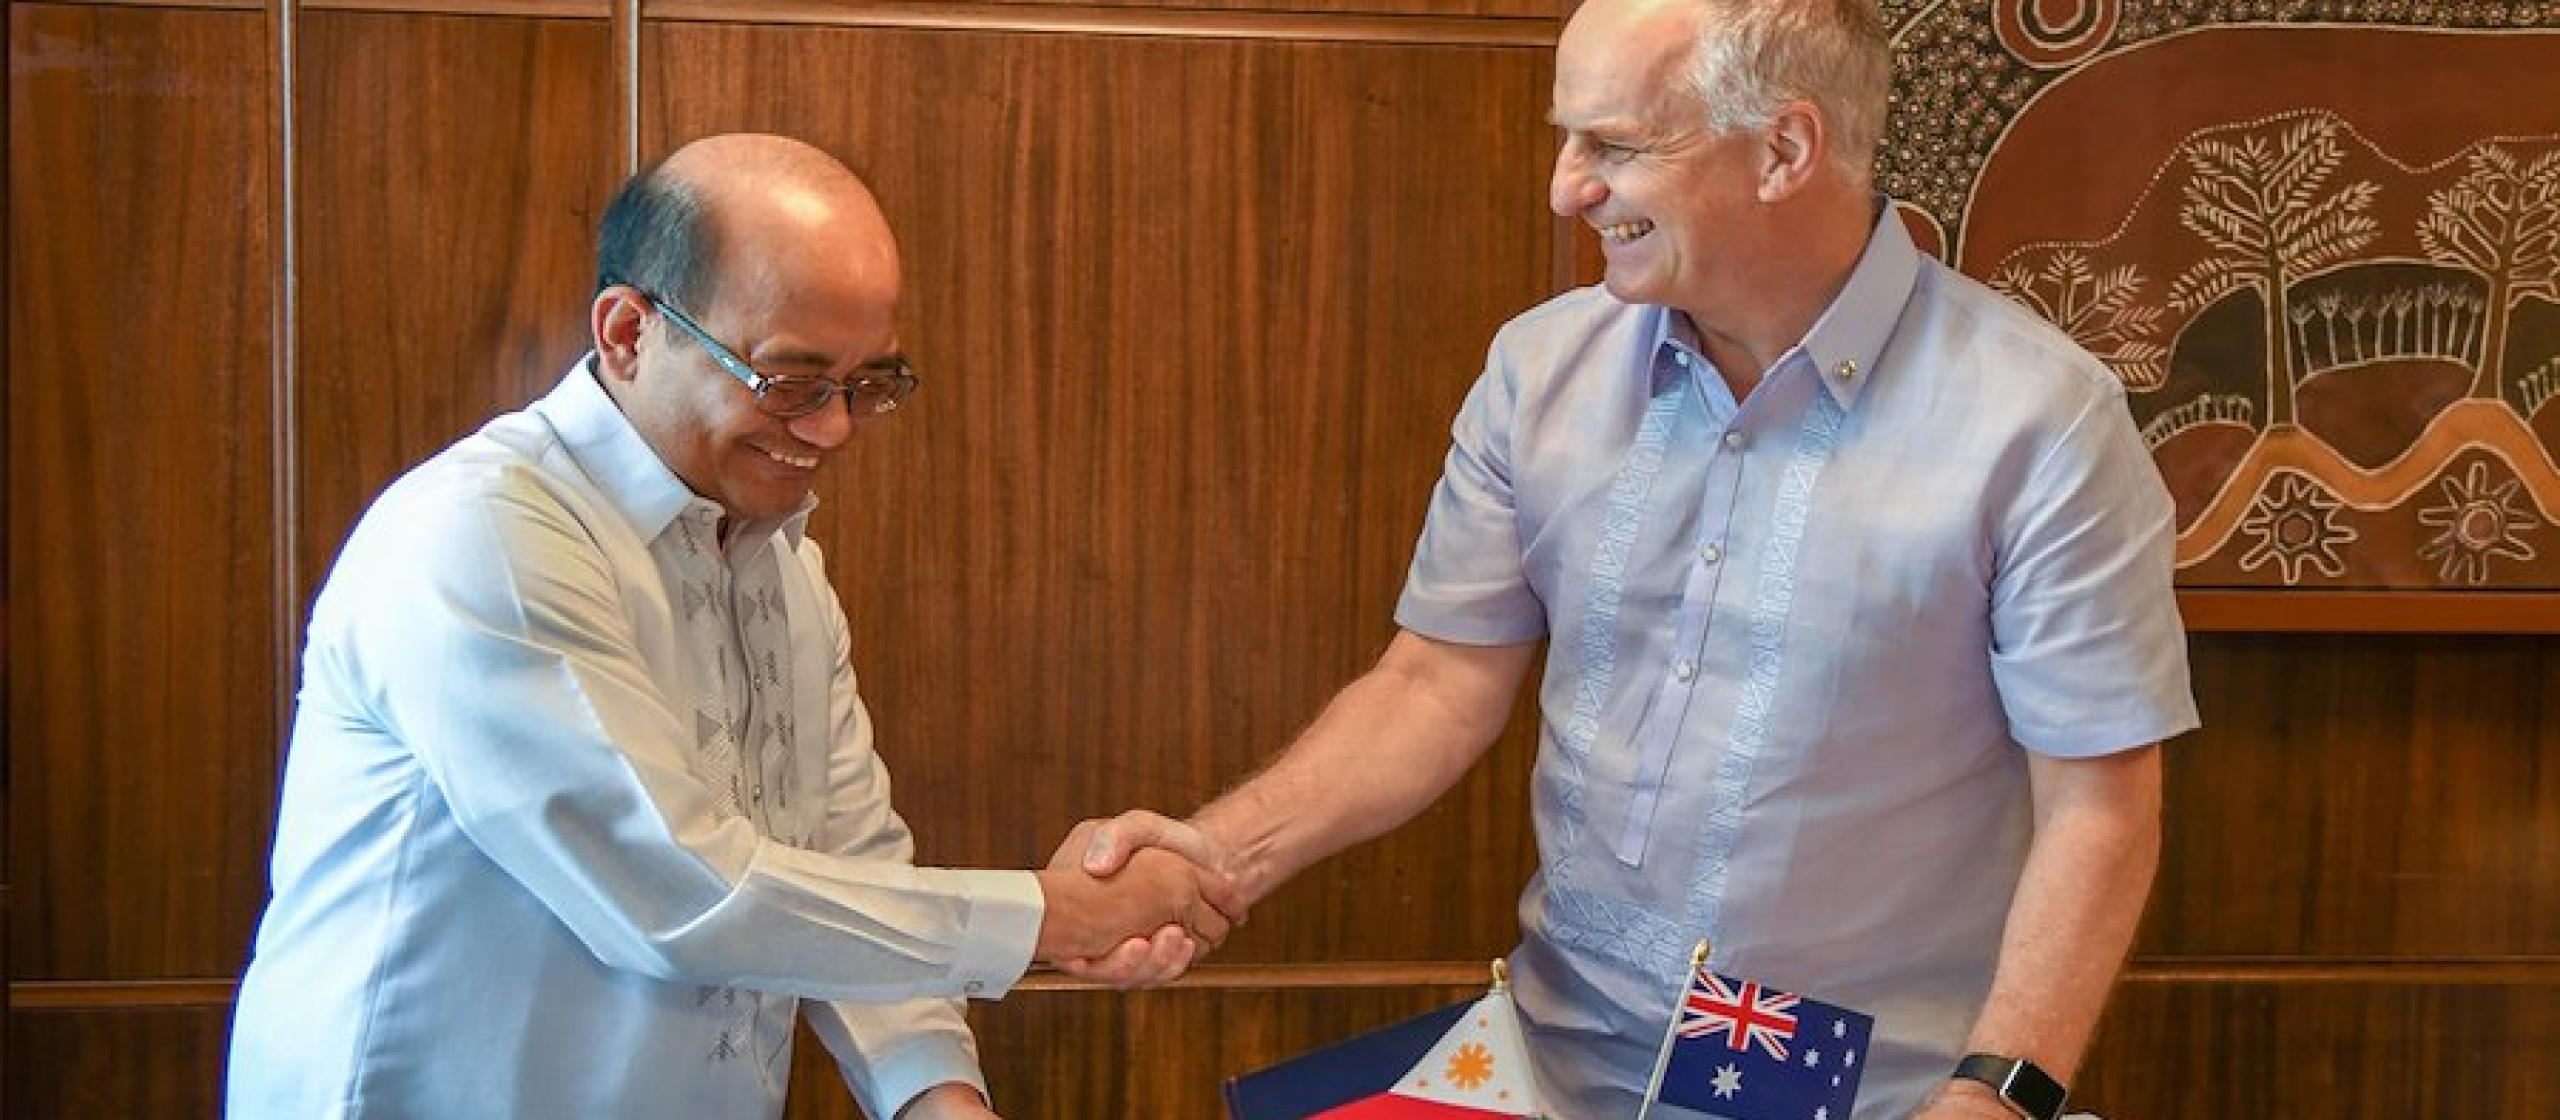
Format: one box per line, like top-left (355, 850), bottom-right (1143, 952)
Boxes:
top-left (1029, 811), bottom-right (1239, 987)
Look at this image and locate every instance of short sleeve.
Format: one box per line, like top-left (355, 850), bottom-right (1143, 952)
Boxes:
top-left (1987, 384), bottom-right (2200, 755)
top-left (1395, 348), bottom-right (1550, 645)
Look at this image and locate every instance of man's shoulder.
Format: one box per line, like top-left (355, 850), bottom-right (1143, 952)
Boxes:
top-left (342, 408), bottom-right (604, 570)
top-left (1905, 259), bottom-right (2129, 409)
top-left (382, 410), bottom-right (576, 512)
top-left (1495, 284), bottom-right (1638, 343)
top-left (1483, 285), bottom-right (1648, 382)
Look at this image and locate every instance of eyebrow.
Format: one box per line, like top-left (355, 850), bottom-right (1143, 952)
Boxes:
top-left (753, 348), bottom-right (840, 371)
top-left (1546, 108), bottom-right (1641, 136)
top-left (755, 345), bottom-right (906, 375)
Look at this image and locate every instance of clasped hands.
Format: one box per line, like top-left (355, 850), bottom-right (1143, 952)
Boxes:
top-left (1031, 810), bottom-right (1236, 987)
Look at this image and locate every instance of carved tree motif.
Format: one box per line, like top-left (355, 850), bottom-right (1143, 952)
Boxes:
top-left (2419, 143), bottom-right (2560, 402)
top-left (1989, 248), bottom-right (2168, 387)
top-left (2168, 114), bottom-right (2382, 430)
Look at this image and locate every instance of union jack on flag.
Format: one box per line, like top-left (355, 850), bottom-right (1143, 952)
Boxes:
top-left (1675, 973), bottom-right (1799, 1062)
top-left (1645, 959), bottom-right (1874, 1120)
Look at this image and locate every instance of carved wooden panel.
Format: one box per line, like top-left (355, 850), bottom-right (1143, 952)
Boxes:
top-left (1885, 3), bottom-right (2560, 592)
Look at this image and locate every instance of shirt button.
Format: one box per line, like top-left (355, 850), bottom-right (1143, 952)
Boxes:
top-left (964, 980), bottom-right (986, 995)
top-left (1699, 542), bottom-right (1723, 565)
top-left (1673, 659), bottom-right (1698, 683)
top-left (1672, 350), bottom-right (1692, 368)
top-left (1723, 430), bottom-right (1747, 451)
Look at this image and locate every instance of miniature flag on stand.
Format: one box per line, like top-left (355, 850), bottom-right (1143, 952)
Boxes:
top-left (1225, 961), bottom-right (1549, 1119)
top-left (1638, 941), bottom-right (1875, 1120)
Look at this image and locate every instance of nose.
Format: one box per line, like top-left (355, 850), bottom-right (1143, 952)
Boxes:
top-left (786, 394), bottom-right (859, 450)
top-left (1550, 143), bottom-right (1605, 217)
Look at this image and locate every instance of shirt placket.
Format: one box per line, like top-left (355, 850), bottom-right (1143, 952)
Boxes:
top-left (670, 506), bottom-right (774, 1072)
top-left (726, 544), bottom-right (793, 832)
top-left (1611, 346), bottom-right (1754, 868)
top-left (670, 508), bottom-right (748, 819)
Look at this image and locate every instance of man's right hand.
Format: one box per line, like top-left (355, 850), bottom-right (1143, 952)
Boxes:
top-left (1040, 810), bottom-right (1243, 987)
top-left (1031, 847), bottom-right (1242, 965)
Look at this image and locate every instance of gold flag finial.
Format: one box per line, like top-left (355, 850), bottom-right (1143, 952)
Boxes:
top-left (1689, 938), bottom-right (1711, 971)
top-left (1490, 958), bottom-right (1510, 990)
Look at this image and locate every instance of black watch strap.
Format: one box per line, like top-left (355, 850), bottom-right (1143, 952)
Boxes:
top-left (1950, 1052), bottom-right (2067, 1120)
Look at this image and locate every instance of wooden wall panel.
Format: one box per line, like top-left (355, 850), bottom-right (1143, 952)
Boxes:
top-left (6, 1006), bottom-right (231, 1118)
top-left (2152, 634), bottom-right (2560, 957)
top-left (648, 24), bottom-right (1558, 964)
top-left (6, 3), bottom-right (275, 980)
top-left (2079, 980), bottom-right (2559, 1116)
top-left (292, 10), bottom-right (616, 600)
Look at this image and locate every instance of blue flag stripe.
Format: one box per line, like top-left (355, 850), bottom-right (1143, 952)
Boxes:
top-left (1224, 1000), bottom-right (1475, 1120)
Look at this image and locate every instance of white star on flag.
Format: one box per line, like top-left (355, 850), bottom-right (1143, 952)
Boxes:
top-left (1711, 1063), bottom-right (1744, 1100)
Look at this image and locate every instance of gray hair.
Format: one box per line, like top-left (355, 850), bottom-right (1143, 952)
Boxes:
top-left (1677, 0), bottom-right (1892, 183)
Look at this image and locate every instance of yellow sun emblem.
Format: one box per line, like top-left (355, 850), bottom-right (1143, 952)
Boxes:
top-left (1444, 1041), bottom-right (1496, 1091)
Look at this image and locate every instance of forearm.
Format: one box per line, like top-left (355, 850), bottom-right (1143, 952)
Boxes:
top-left (1963, 745), bottom-right (2163, 1080)
top-left (1192, 632), bottom-right (1534, 904)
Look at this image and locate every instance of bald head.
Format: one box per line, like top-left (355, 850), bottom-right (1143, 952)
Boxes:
top-left (595, 133), bottom-right (899, 316)
top-left (587, 135), bottom-right (910, 523)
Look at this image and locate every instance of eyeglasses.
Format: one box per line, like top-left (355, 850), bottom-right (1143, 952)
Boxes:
top-left (629, 287), bottom-right (919, 420)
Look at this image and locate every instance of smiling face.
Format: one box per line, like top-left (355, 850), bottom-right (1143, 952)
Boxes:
top-left (601, 166), bottom-right (905, 525)
top-left (1547, 0), bottom-right (1771, 320)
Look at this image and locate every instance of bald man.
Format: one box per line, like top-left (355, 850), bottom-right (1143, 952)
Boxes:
top-left (228, 134), bottom-right (1235, 1120)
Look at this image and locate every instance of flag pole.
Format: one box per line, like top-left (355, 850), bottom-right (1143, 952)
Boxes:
top-left (1635, 938), bottom-right (1710, 1120)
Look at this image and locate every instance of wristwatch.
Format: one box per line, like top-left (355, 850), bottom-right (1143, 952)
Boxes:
top-left (1950, 1052), bottom-right (2067, 1120)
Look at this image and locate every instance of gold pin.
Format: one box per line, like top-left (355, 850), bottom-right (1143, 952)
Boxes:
top-left (1835, 359), bottom-right (1858, 379)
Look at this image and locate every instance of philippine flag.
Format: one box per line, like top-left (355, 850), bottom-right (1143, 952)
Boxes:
top-left (1225, 974), bottom-right (1549, 1119)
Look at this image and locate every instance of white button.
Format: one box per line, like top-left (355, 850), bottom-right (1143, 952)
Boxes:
top-left (1673, 659), bottom-right (1697, 682)
top-left (1673, 350), bottom-right (1692, 368)
top-left (1699, 542), bottom-right (1723, 564)
top-left (964, 980), bottom-right (985, 995)
top-left (1723, 430), bottom-right (1747, 450)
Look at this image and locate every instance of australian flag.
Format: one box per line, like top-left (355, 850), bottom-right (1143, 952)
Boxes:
top-left (1646, 962), bottom-right (1874, 1120)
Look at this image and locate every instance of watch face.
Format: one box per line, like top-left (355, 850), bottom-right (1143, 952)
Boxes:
top-left (1956, 1054), bottom-right (2069, 1120)
top-left (2003, 1060), bottom-right (2067, 1120)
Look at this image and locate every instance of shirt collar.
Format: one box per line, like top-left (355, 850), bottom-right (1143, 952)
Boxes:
top-left (1796, 199), bottom-right (1923, 410)
top-left (531, 354), bottom-right (817, 552)
top-left (1635, 199), bottom-right (1922, 411)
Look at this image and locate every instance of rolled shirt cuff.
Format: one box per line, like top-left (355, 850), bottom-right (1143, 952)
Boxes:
top-left (942, 868), bottom-right (1042, 999)
top-left (862, 1041), bottom-right (991, 1120)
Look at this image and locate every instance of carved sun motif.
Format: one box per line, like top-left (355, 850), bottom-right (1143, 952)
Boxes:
top-left (2417, 461), bottom-right (2539, 585)
top-left (1444, 1041), bottom-right (1496, 1091)
top-left (2237, 473), bottom-right (2358, 585)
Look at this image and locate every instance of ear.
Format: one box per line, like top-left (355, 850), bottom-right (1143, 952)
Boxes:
top-left (1757, 100), bottom-right (1827, 203)
top-left (591, 286), bottom-right (650, 382)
